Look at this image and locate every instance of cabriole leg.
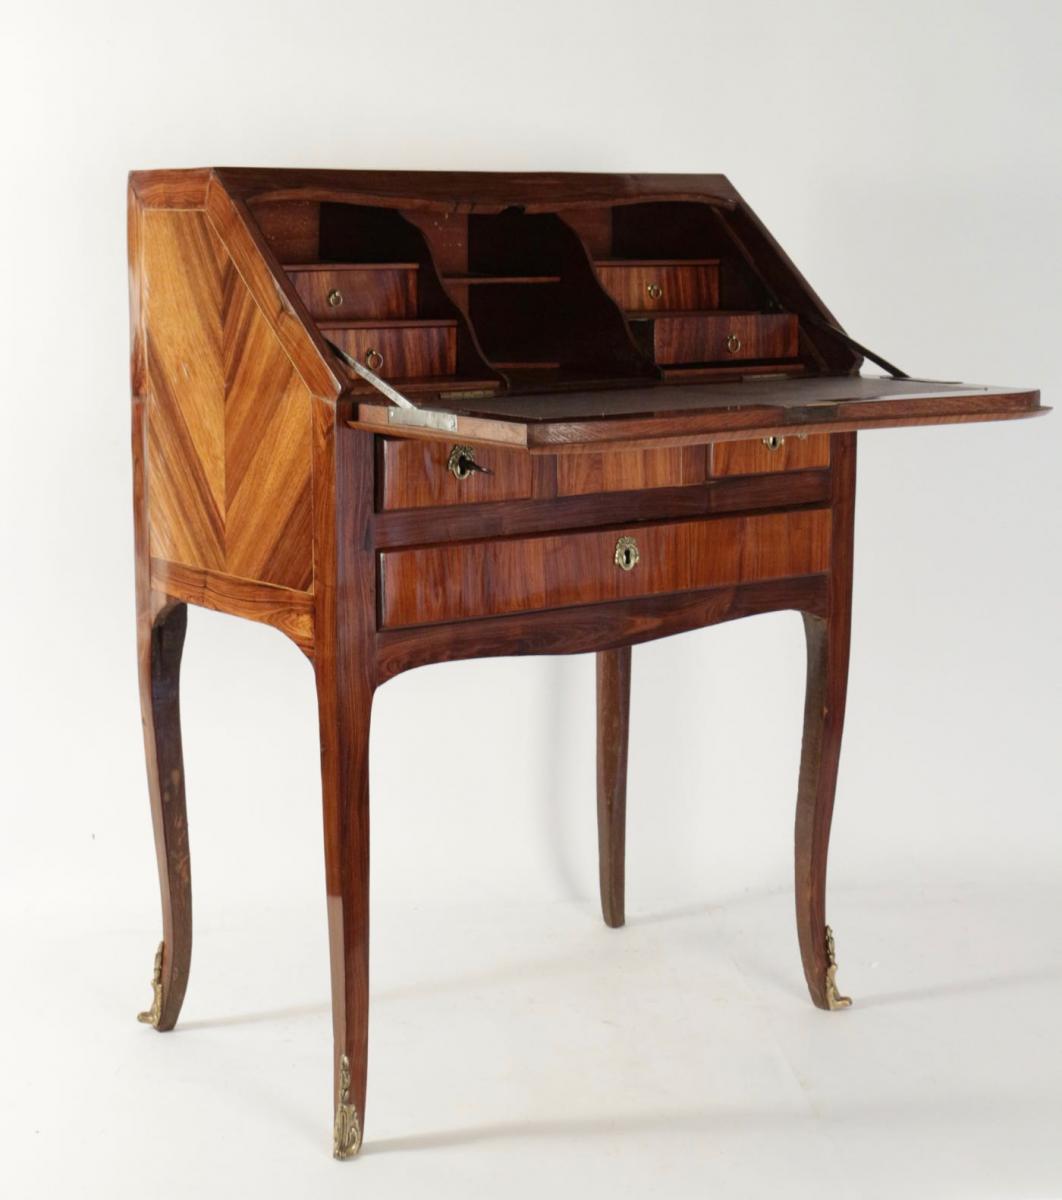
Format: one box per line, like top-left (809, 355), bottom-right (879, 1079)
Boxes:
top-left (137, 599), bottom-right (192, 1031)
top-left (794, 430), bottom-right (857, 1010)
top-left (596, 645), bottom-right (631, 928)
top-left (794, 612), bottom-right (852, 1009)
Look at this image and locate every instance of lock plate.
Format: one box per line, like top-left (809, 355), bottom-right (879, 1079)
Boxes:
top-left (614, 535), bottom-right (640, 572)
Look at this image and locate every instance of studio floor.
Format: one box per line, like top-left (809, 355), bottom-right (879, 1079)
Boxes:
top-left (3, 868), bottom-right (1060, 1199)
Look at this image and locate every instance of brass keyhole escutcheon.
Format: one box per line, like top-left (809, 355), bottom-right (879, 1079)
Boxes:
top-left (447, 443), bottom-right (490, 480)
top-left (614, 535), bottom-right (640, 572)
top-left (364, 347), bottom-right (384, 371)
top-left (327, 289), bottom-right (343, 308)
top-left (725, 333), bottom-right (742, 354)
top-left (645, 282), bottom-right (663, 301)
top-left (762, 435), bottom-right (785, 451)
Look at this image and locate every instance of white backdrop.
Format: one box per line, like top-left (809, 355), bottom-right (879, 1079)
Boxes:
top-left (2, 2), bottom-right (1060, 1196)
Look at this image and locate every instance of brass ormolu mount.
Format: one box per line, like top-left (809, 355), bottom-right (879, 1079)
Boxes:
top-left (824, 925), bottom-right (852, 1010)
top-left (137, 942), bottom-right (164, 1027)
top-left (333, 1054), bottom-right (363, 1159)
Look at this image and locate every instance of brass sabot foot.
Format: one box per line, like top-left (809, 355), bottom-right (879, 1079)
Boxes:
top-left (824, 925), bottom-right (852, 1010)
top-left (333, 1055), bottom-right (363, 1159)
top-left (137, 942), bottom-right (164, 1026)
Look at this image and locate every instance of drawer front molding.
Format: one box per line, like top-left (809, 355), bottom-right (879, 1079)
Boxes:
top-left (379, 508), bottom-right (831, 628)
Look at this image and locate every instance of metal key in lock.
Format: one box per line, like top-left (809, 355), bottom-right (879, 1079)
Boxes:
top-left (447, 444), bottom-right (492, 480)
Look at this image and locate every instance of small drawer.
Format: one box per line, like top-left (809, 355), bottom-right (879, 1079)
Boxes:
top-left (556, 446), bottom-right (706, 496)
top-left (379, 508), bottom-right (830, 628)
top-left (640, 312), bottom-right (799, 364)
top-left (287, 263), bottom-right (418, 320)
top-left (711, 434), bottom-right (830, 477)
top-left (596, 260), bottom-right (720, 312)
top-left (325, 320), bottom-right (457, 380)
top-left (378, 438), bottom-right (533, 510)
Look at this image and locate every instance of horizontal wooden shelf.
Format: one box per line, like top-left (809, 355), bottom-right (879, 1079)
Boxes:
top-left (318, 317), bottom-right (458, 330)
top-left (595, 258), bottom-right (721, 267)
top-left (284, 261), bottom-right (420, 271)
top-left (444, 274), bottom-right (562, 285)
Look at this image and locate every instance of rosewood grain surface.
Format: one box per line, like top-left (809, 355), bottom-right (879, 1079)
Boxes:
top-left (378, 508), bottom-right (831, 628)
top-left (597, 646), bottom-right (631, 928)
top-left (647, 312), bottom-right (800, 364)
top-left (324, 319), bottom-right (457, 379)
top-left (142, 207), bottom-right (314, 590)
top-left (372, 469), bottom-right (833, 548)
top-left (794, 432), bottom-right (856, 1009)
top-left (378, 437), bottom-right (532, 509)
top-left (129, 167), bottom-right (1045, 1160)
top-left (596, 260), bottom-right (720, 312)
top-left (555, 445), bottom-right (706, 496)
top-left (288, 264), bottom-right (418, 321)
top-left (711, 433), bottom-right (830, 476)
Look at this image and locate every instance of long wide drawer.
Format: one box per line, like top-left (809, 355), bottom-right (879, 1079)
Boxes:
top-left (378, 508), bottom-right (831, 628)
top-left (641, 312), bottom-right (799, 364)
top-left (596, 260), bottom-right (720, 313)
top-left (323, 319), bottom-right (457, 379)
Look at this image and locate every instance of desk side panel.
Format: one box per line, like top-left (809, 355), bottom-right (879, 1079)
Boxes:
top-left (136, 202), bottom-right (316, 641)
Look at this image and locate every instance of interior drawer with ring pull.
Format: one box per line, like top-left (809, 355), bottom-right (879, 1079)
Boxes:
top-left (378, 507), bottom-right (831, 628)
top-left (595, 260), bottom-right (720, 313)
top-left (638, 311), bottom-right (799, 364)
top-left (377, 437), bottom-right (533, 510)
top-left (323, 319), bottom-right (457, 380)
top-left (710, 433), bottom-right (831, 477)
top-left (286, 263), bottom-right (419, 320)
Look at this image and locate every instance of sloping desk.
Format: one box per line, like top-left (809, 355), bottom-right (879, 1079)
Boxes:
top-left (128, 168), bottom-right (1044, 1157)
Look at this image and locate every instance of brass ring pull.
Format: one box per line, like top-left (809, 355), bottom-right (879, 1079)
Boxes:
top-left (614, 535), bottom-right (640, 572)
top-left (447, 444), bottom-right (492, 480)
top-left (364, 347), bottom-right (384, 371)
top-left (645, 282), bottom-right (663, 301)
top-left (725, 333), bottom-right (742, 354)
top-left (762, 436), bottom-right (785, 451)
top-left (327, 289), bottom-right (343, 308)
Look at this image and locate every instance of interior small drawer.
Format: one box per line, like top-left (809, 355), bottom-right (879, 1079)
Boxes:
top-left (711, 434), bottom-right (830, 477)
top-left (378, 438), bottom-right (533, 510)
top-left (378, 508), bottom-right (830, 629)
top-left (325, 320), bottom-right (457, 379)
top-left (641, 312), bottom-right (799, 364)
top-left (596, 260), bottom-right (720, 313)
top-left (288, 264), bottom-right (418, 320)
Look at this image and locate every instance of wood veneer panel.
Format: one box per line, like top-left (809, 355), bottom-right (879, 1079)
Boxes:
top-left (142, 207), bottom-right (314, 590)
top-left (222, 275), bottom-right (314, 590)
top-left (649, 312), bottom-right (799, 364)
top-left (556, 446), bottom-right (705, 496)
top-left (372, 470), bottom-right (832, 548)
top-left (379, 508), bottom-right (830, 628)
top-left (144, 209), bottom-right (227, 571)
top-left (378, 438), bottom-right (532, 510)
top-left (325, 321), bottom-right (456, 379)
top-left (596, 261), bottom-right (719, 312)
top-left (152, 559), bottom-right (315, 654)
top-left (375, 575), bottom-right (830, 680)
top-left (288, 265), bottom-right (418, 320)
top-left (711, 434), bottom-right (830, 476)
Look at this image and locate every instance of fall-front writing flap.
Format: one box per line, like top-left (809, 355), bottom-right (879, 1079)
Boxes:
top-left (349, 374), bottom-right (1044, 452)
